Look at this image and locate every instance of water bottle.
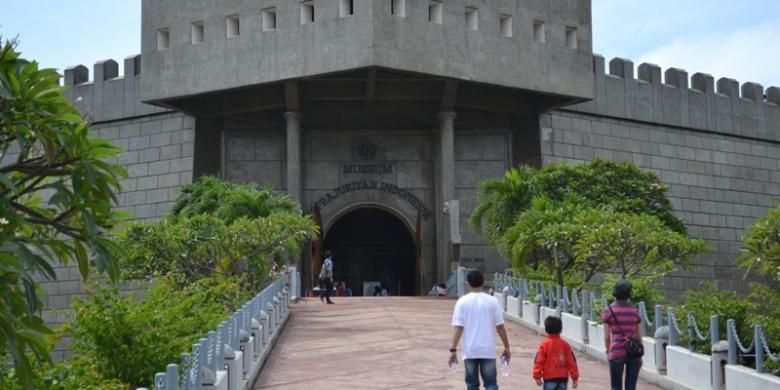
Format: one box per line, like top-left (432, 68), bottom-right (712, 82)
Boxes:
top-left (449, 360), bottom-right (458, 374)
top-left (500, 355), bottom-right (509, 377)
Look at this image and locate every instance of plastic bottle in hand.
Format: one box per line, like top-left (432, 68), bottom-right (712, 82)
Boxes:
top-left (500, 355), bottom-right (509, 377)
top-left (449, 360), bottom-right (458, 374)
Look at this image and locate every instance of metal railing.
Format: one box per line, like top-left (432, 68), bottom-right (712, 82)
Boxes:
top-left (137, 268), bottom-right (295, 390)
top-left (494, 271), bottom-right (780, 375)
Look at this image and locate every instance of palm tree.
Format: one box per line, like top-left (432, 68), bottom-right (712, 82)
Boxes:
top-left (469, 166), bottom-right (537, 245)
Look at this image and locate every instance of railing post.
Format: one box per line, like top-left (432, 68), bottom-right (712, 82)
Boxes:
top-left (581, 290), bottom-right (590, 321)
top-left (638, 302), bottom-right (647, 337)
top-left (571, 288), bottom-right (578, 316)
top-left (755, 325), bottom-right (765, 373)
top-left (518, 279), bottom-right (526, 301)
top-left (710, 315), bottom-right (719, 348)
top-left (655, 305), bottom-right (663, 332)
top-left (180, 353), bottom-right (191, 390)
top-left (562, 286), bottom-right (569, 313)
top-left (457, 266), bottom-right (466, 297)
top-left (191, 343), bottom-right (202, 389)
top-left (688, 313), bottom-right (695, 352)
top-left (668, 308), bottom-right (677, 346)
top-left (166, 364), bottom-right (178, 390)
top-left (547, 285), bottom-right (554, 308)
top-left (155, 373), bottom-right (166, 390)
top-left (727, 319), bottom-right (737, 365)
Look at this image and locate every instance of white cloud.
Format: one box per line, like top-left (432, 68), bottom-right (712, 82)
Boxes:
top-left (636, 20), bottom-right (780, 89)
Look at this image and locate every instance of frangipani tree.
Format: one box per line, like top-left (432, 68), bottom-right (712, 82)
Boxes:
top-left (0, 41), bottom-right (126, 388)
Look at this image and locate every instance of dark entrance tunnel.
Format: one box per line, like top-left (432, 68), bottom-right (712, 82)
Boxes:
top-left (323, 208), bottom-right (416, 296)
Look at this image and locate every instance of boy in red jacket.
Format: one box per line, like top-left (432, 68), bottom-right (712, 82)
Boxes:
top-left (533, 316), bottom-right (580, 389)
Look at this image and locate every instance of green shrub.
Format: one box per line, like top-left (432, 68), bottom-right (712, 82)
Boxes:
top-left (680, 281), bottom-right (751, 354)
top-left (69, 275), bottom-right (252, 388)
top-left (0, 358), bottom-right (125, 390)
top-left (747, 283), bottom-right (780, 374)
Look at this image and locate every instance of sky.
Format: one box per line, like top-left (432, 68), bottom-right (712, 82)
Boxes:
top-left (1, 0), bottom-right (778, 88)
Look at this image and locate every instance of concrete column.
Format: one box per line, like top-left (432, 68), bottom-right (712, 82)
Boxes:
top-left (284, 112), bottom-right (302, 205)
top-left (436, 111), bottom-right (456, 283)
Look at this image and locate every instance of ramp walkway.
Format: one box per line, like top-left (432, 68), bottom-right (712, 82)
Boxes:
top-left (253, 297), bottom-right (661, 389)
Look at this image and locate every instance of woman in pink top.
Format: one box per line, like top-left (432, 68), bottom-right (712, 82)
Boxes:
top-left (601, 280), bottom-right (642, 390)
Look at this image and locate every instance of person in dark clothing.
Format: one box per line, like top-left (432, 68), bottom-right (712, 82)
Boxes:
top-left (320, 251), bottom-right (334, 304)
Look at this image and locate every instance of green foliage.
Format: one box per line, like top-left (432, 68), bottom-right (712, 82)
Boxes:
top-left (0, 358), bottom-right (125, 390)
top-left (69, 275), bottom-right (251, 388)
top-left (598, 274), bottom-right (665, 313)
top-left (171, 176), bottom-right (296, 223)
top-left (575, 210), bottom-right (706, 281)
top-left (680, 281), bottom-right (751, 354)
top-left (0, 41), bottom-right (126, 388)
top-left (471, 159), bottom-right (695, 287)
top-left (499, 197), bottom-right (581, 285)
top-left (740, 200), bottom-right (780, 282)
top-left (470, 166), bottom-right (537, 243)
top-left (533, 159), bottom-right (685, 234)
top-left (119, 213), bottom-right (316, 289)
top-left (747, 283), bottom-right (780, 374)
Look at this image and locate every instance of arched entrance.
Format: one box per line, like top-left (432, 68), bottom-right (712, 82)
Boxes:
top-left (323, 207), bottom-right (416, 296)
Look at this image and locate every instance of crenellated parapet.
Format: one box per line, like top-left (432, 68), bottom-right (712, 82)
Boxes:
top-left (62, 54), bottom-right (168, 123)
top-left (568, 55), bottom-right (780, 142)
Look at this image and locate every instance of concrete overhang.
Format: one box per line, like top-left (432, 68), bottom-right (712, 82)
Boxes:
top-left (141, 0), bottom-right (594, 108)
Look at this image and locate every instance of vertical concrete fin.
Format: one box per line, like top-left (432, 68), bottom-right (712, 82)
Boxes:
top-left (664, 68), bottom-right (689, 89)
top-left (638, 63), bottom-right (661, 84)
top-left (691, 73), bottom-right (715, 93)
top-left (592, 54), bottom-right (605, 75)
top-left (64, 65), bottom-right (89, 86)
top-left (767, 87), bottom-right (780, 105)
top-left (716, 78), bottom-right (739, 97)
top-left (124, 54), bottom-right (142, 76)
top-left (94, 59), bottom-right (119, 81)
top-left (740, 82), bottom-right (763, 102)
top-left (608, 57), bottom-right (634, 80)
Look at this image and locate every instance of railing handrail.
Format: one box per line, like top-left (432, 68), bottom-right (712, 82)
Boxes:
top-left (494, 271), bottom-right (779, 376)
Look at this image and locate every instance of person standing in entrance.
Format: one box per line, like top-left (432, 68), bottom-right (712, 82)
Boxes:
top-left (449, 270), bottom-right (511, 390)
top-left (320, 251), bottom-right (334, 304)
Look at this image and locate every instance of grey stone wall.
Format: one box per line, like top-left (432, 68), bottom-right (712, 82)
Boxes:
top-left (140, 0), bottom-right (593, 103)
top-left (96, 113), bottom-right (196, 222)
top-left (454, 130), bottom-right (512, 274)
top-left (542, 109), bottom-right (780, 298)
top-left (569, 56), bottom-right (780, 142)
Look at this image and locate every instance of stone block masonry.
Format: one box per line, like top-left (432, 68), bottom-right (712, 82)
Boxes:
top-left (569, 56), bottom-right (780, 143)
top-left (542, 109), bottom-right (780, 299)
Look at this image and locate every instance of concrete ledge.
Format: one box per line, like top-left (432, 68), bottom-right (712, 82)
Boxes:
top-left (725, 364), bottom-right (780, 390)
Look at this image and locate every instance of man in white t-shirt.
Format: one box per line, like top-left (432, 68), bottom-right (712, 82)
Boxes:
top-left (449, 270), bottom-right (511, 390)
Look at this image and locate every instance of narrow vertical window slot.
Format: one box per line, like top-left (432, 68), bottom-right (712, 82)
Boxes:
top-left (340, 0), bottom-right (354, 17)
top-left (429, 1), bottom-right (443, 24)
top-left (226, 15), bottom-right (240, 37)
top-left (465, 7), bottom-right (478, 31)
top-left (262, 8), bottom-right (277, 31)
top-left (157, 28), bottom-right (170, 50)
top-left (499, 15), bottom-right (512, 37)
top-left (566, 26), bottom-right (578, 48)
top-left (391, 0), bottom-right (406, 17)
top-left (533, 20), bottom-right (546, 43)
top-left (191, 22), bottom-right (204, 44)
top-left (301, 1), bottom-right (315, 24)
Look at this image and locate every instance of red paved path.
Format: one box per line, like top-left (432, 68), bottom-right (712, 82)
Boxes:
top-left (254, 297), bottom-right (661, 389)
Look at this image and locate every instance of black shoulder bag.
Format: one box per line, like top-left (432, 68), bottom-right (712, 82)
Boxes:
top-left (607, 304), bottom-right (644, 360)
